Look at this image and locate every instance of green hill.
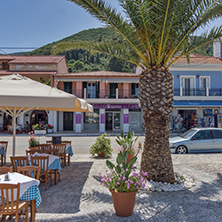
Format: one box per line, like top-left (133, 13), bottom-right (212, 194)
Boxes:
top-left (26, 27), bottom-right (220, 72)
top-left (27, 27), bottom-right (134, 73)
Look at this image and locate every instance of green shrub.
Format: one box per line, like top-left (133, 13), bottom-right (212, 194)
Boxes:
top-left (90, 133), bottom-right (112, 157)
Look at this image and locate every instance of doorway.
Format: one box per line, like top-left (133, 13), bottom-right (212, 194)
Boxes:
top-left (105, 113), bottom-right (112, 130)
top-left (63, 112), bottom-right (73, 130)
top-left (105, 112), bottom-right (121, 131)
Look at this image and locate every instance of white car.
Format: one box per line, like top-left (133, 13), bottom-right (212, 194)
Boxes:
top-left (170, 128), bottom-right (222, 154)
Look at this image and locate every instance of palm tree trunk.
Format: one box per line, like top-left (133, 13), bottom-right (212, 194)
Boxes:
top-left (139, 67), bottom-right (175, 183)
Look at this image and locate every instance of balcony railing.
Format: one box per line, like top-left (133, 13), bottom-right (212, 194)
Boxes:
top-left (71, 88), bottom-right (222, 99)
top-left (174, 88), bottom-right (222, 96)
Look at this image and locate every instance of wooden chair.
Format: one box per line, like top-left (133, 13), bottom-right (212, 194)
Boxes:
top-left (10, 156), bottom-right (29, 172)
top-left (26, 149), bottom-right (42, 155)
top-left (62, 141), bottom-right (72, 165)
top-left (7, 125), bottom-right (13, 134)
top-left (31, 156), bottom-right (52, 190)
top-left (0, 141), bottom-right (8, 166)
top-left (53, 144), bottom-right (67, 167)
top-left (17, 166), bottom-right (41, 180)
top-left (44, 149), bottom-right (60, 182)
top-left (46, 140), bottom-right (52, 144)
top-left (0, 166), bottom-right (13, 174)
top-left (38, 143), bottom-right (51, 153)
top-left (0, 183), bottom-right (29, 222)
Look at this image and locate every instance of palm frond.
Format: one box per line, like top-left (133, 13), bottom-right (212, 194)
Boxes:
top-left (52, 40), bottom-right (142, 67)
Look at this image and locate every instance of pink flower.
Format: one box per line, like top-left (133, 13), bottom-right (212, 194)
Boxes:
top-left (123, 176), bottom-right (126, 180)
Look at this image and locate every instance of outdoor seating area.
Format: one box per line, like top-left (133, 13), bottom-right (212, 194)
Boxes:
top-left (0, 138), bottom-right (74, 221)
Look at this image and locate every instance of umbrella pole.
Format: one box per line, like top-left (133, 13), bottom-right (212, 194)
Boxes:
top-left (12, 107), bottom-right (16, 156)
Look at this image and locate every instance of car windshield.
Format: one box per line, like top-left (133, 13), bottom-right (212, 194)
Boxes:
top-left (180, 129), bottom-right (197, 139)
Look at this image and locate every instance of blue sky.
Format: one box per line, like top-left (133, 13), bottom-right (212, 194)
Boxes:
top-left (1, 0), bottom-right (221, 54)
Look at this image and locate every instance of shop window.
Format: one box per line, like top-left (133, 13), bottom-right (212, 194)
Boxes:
top-left (212, 130), bottom-right (222, 139)
top-left (84, 109), bottom-right (99, 131)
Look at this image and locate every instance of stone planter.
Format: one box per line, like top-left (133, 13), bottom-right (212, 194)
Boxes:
top-left (47, 129), bottom-right (53, 134)
top-left (34, 130), bottom-right (47, 135)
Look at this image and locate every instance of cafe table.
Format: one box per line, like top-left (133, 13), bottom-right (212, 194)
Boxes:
top-left (0, 146), bottom-right (6, 166)
top-left (0, 172), bottom-right (41, 222)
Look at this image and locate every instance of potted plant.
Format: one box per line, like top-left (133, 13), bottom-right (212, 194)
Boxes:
top-left (46, 124), bottom-right (54, 133)
top-left (34, 123), bottom-right (47, 135)
top-left (28, 132), bottom-right (40, 150)
top-left (101, 150), bottom-right (147, 217)
top-left (116, 130), bottom-right (139, 164)
top-left (90, 133), bottom-right (112, 157)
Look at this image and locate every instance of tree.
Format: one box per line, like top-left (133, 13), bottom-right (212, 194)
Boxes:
top-left (53, 0), bottom-right (222, 183)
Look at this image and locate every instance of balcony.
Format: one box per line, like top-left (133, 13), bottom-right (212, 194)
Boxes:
top-left (174, 88), bottom-right (222, 97)
top-left (73, 89), bottom-right (139, 99)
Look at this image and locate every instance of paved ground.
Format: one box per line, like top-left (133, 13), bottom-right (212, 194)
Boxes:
top-left (2, 134), bottom-right (222, 221)
top-left (33, 153), bottom-right (222, 222)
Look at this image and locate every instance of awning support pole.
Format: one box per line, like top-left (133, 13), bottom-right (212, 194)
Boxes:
top-left (12, 107), bottom-right (16, 157)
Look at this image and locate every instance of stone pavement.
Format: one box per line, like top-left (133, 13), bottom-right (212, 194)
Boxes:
top-left (35, 153), bottom-right (222, 222)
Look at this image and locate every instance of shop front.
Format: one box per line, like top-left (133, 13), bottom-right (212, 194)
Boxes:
top-left (91, 104), bottom-right (141, 133)
top-left (172, 101), bottom-right (222, 130)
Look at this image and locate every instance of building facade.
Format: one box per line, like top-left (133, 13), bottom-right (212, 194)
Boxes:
top-left (0, 50), bottom-right (222, 134)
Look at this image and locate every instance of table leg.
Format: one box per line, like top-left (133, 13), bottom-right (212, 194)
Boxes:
top-left (1, 154), bottom-right (3, 166)
top-left (30, 199), bottom-right (36, 222)
top-left (55, 169), bottom-right (58, 185)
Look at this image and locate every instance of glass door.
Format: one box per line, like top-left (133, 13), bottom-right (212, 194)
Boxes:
top-left (113, 112), bottom-right (121, 130)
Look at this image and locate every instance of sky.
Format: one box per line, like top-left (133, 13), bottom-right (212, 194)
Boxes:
top-left (1, 0), bottom-right (221, 54)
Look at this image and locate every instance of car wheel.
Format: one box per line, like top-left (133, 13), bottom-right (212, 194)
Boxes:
top-left (176, 145), bottom-right (188, 154)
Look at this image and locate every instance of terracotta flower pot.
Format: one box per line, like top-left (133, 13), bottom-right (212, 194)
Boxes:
top-left (97, 151), bottom-right (105, 157)
top-left (110, 190), bottom-right (137, 217)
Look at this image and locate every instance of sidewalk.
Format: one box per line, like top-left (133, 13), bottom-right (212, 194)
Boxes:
top-left (35, 153), bottom-right (222, 222)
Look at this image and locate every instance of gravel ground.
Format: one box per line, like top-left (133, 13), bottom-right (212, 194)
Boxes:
top-left (34, 153), bottom-right (222, 222)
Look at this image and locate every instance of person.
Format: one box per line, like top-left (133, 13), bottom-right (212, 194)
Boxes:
top-left (25, 121), bottom-right (30, 131)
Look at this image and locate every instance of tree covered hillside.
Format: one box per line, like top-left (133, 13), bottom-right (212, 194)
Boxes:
top-left (27, 27), bottom-right (134, 73)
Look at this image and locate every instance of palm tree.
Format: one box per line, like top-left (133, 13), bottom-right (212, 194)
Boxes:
top-left (53, 0), bottom-right (222, 183)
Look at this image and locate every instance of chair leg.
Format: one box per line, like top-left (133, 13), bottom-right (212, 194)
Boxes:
top-left (64, 154), bottom-right (66, 167)
top-left (50, 172), bottom-right (52, 187)
top-left (1, 155), bottom-right (3, 166)
top-left (68, 154), bottom-right (70, 166)
top-left (4, 156), bottom-right (6, 165)
top-left (25, 203), bottom-right (29, 222)
top-left (45, 174), bottom-right (48, 190)
top-left (15, 212), bottom-right (19, 222)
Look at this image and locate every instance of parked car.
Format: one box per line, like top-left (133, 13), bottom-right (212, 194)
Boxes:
top-left (169, 128), bottom-right (222, 154)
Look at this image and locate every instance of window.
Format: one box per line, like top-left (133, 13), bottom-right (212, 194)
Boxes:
top-left (83, 82), bottom-right (100, 98)
top-left (64, 82), bottom-right (72, 94)
top-left (131, 83), bottom-right (139, 96)
top-left (180, 76), bottom-right (195, 96)
top-left (200, 77), bottom-right (210, 90)
top-left (194, 130), bottom-right (212, 140)
top-left (212, 130), bottom-right (222, 139)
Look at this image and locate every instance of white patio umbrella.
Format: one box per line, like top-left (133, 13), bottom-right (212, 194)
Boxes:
top-left (0, 73), bottom-right (93, 156)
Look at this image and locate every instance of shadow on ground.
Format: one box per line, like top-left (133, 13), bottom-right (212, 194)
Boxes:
top-left (37, 162), bottom-right (93, 214)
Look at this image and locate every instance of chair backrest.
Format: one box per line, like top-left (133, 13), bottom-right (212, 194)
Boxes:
top-left (10, 156), bottom-right (29, 172)
top-left (38, 143), bottom-right (51, 153)
top-left (46, 140), bottom-right (52, 144)
top-left (17, 166), bottom-right (41, 180)
top-left (53, 144), bottom-right (66, 154)
top-left (0, 166), bottom-right (13, 174)
top-left (0, 141), bottom-right (8, 154)
top-left (31, 156), bottom-right (49, 172)
top-left (62, 141), bottom-right (72, 145)
top-left (44, 148), bottom-right (59, 156)
top-left (0, 183), bottom-right (20, 214)
top-left (26, 149), bottom-right (42, 155)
